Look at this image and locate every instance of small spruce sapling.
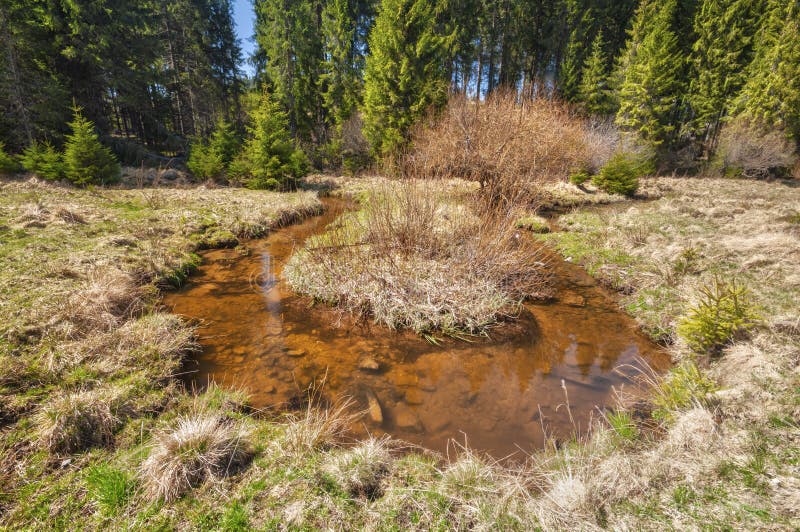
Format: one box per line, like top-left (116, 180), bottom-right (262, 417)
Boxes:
top-left (63, 108), bottom-right (120, 185)
top-left (0, 142), bottom-right (20, 174)
top-left (20, 141), bottom-right (65, 180)
top-left (678, 277), bottom-right (761, 355)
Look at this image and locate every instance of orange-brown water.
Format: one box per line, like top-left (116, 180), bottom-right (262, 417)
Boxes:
top-left (164, 197), bottom-right (669, 458)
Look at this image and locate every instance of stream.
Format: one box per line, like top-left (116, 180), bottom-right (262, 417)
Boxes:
top-left (164, 197), bottom-right (670, 458)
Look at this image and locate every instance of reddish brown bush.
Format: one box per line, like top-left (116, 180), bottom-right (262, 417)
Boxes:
top-left (403, 92), bottom-right (609, 204)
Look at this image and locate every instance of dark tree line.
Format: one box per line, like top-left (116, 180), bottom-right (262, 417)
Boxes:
top-left (2, 0), bottom-right (798, 175)
top-left (0, 0), bottom-right (243, 157)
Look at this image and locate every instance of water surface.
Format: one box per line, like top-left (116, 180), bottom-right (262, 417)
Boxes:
top-left (164, 198), bottom-right (669, 457)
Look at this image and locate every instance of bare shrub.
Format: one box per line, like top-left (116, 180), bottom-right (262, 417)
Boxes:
top-left (285, 179), bottom-right (551, 336)
top-left (35, 387), bottom-right (126, 453)
top-left (583, 119), bottom-right (621, 173)
top-left (405, 92), bottom-right (600, 205)
top-left (716, 120), bottom-right (797, 179)
top-left (141, 413), bottom-right (252, 502)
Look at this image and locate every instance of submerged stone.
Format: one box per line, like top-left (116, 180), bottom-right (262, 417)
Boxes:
top-left (365, 389), bottom-right (383, 424)
top-left (393, 403), bottom-right (422, 431)
top-left (561, 293), bottom-right (587, 307)
top-left (404, 388), bottom-right (426, 405)
top-left (358, 357), bottom-right (381, 372)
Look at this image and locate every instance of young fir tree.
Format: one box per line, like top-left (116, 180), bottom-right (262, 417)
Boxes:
top-left (734, 0), bottom-right (800, 142)
top-left (687, 0), bottom-right (765, 154)
top-left (578, 31), bottom-right (615, 116)
top-left (20, 141), bottom-right (65, 180)
top-left (188, 118), bottom-right (240, 180)
top-left (0, 141), bottom-right (19, 174)
top-left (232, 91), bottom-right (308, 190)
top-left (615, 0), bottom-right (685, 151)
top-left (362, 0), bottom-right (450, 157)
top-left (63, 109), bottom-right (120, 186)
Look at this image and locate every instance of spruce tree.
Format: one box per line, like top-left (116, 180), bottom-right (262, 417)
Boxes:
top-left (362, 0), bottom-right (449, 156)
top-left (560, 0), bottom-right (594, 103)
top-left (322, 0), bottom-right (363, 132)
top-left (735, 0), bottom-right (800, 142)
top-left (687, 0), bottom-right (765, 154)
top-left (232, 91), bottom-right (308, 190)
top-left (578, 31), bottom-right (615, 116)
top-left (63, 109), bottom-right (120, 186)
top-left (254, 0), bottom-right (326, 142)
top-left (615, 0), bottom-right (685, 151)
top-left (188, 118), bottom-right (240, 180)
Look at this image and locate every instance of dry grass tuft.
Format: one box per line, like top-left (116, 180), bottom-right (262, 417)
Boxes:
top-left (285, 179), bottom-right (551, 336)
top-left (35, 387), bottom-right (127, 454)
top-left (60, 267), bottom-right (149, 336)
top-left (282, 398), bottom-right (358, 454)
top-left (324, 437), bottom-right (394, 499)
top-left (141, 413), bottom-right (252, 502)
top-left (54, 207), bottom-right (86, 224)
top-left (63, 313), bottom-right (196, 380)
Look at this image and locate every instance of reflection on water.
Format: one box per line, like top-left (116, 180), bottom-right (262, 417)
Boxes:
top-left (164, 198), bottom-right (669, 458)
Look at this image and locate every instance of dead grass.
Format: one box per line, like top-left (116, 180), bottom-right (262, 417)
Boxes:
top-left (35, 387), bottom-right (127, 454)
top-left (59, 267), bottom-right (149, 337)
top-left (141, 412), bottom-right (252, 502)
top-left (282, 398), bottom-right (359, 454)
top-left (285, 179), bottom-right (551, 336)
top-left (324, 437), bottom-right (394, 499)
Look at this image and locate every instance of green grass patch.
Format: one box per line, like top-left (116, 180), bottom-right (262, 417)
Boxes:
top-left (652, 361), bottom-right (718, 422)
top-left (607, 410), bottom-right (639, 442)
top-left (85, 464), bottom-right (136, 516)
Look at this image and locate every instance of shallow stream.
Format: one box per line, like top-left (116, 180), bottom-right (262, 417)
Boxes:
top-left (164, 197), bottom-right (669, 458)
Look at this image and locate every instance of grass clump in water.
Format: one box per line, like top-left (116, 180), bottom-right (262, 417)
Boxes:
top-left (285, 179), bottom-right (550, 337)
top-left (606, 410), bottom-right (639, 443)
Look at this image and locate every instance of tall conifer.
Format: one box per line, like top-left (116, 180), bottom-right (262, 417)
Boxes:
top-left (362, 0), bottom-right (449, 156)
top-left (687, 0), bottom-right (765, 153)
top-left (734, 0), bottom-right (800, 142)
top-left (578, 31), bottom-right (615, 116)
top-left (615, 0), bottom-right (685, 151)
